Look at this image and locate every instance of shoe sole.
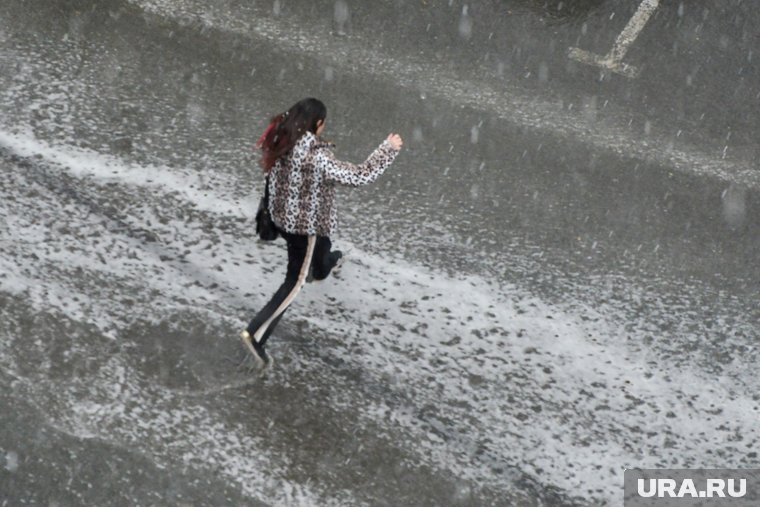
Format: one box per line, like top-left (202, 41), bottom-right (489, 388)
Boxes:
top-left (327, 252), bottom-right (346, 277)
top-left (239, 330), bottom-right (273, 370)
top-left (306, 253), bottom-right (345, 284)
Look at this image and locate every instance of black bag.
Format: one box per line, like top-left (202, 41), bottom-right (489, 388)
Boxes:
top-left (255, 175), bottom-right (279, 241)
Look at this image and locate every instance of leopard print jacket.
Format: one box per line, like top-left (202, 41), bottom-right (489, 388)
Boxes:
top-left (267, 131), bottom-right (399, 236)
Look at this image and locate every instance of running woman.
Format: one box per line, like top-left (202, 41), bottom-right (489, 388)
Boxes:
top-left (241, 98), bottom-right (403, 366)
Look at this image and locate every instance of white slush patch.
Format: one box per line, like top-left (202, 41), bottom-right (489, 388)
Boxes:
top-left (1, 130), bottom-right (758, 504)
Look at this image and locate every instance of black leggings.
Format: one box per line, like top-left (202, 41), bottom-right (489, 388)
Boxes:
top-left (246, 231), bottom-right (335, 347)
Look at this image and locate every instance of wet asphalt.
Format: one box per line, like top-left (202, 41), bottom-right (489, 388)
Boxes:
top-left (0, 0), bottom-right (758, 505)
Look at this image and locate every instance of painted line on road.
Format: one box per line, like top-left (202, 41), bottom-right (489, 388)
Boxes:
top-left (569, 0), bottom-right (660, 78)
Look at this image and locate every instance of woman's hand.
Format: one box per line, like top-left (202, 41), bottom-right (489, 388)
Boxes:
top-left (387, 133), bottom-right (403, 151)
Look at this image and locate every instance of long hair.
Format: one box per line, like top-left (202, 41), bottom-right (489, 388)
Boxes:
top-left (256, 98), bottom-right (327, 173)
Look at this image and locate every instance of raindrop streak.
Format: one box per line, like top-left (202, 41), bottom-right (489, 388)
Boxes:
top-left (722, 184), bottom-right (747, 229)
top-left (334, 0), bottom-right (350, 35)
top-left (470, 125), bottom-right (479, 144)
top-left (273, 0), bottom-right (281, 16)
top-left (5, 451), bottom-right (18, 472)
top-left (458, 5), bottom-right (473, 39)
top-left (538, 62), bottom-right (549, 83)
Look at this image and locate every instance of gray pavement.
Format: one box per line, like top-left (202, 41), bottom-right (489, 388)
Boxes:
top-left (1, 0), bottom-right (758, 505)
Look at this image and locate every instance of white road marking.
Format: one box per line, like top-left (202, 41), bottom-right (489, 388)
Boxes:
top-left (568, 0), bottom-right (660, 78)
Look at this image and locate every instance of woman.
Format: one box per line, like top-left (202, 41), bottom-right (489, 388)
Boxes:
top-left (241, 98), bottom-right (403, 366)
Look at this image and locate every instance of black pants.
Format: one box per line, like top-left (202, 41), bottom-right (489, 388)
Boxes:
top-left (246, 231), bottom-right (335, 347)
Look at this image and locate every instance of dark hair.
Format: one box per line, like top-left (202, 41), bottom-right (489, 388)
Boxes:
top-left (257, 98), bottom-right (327, 172)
